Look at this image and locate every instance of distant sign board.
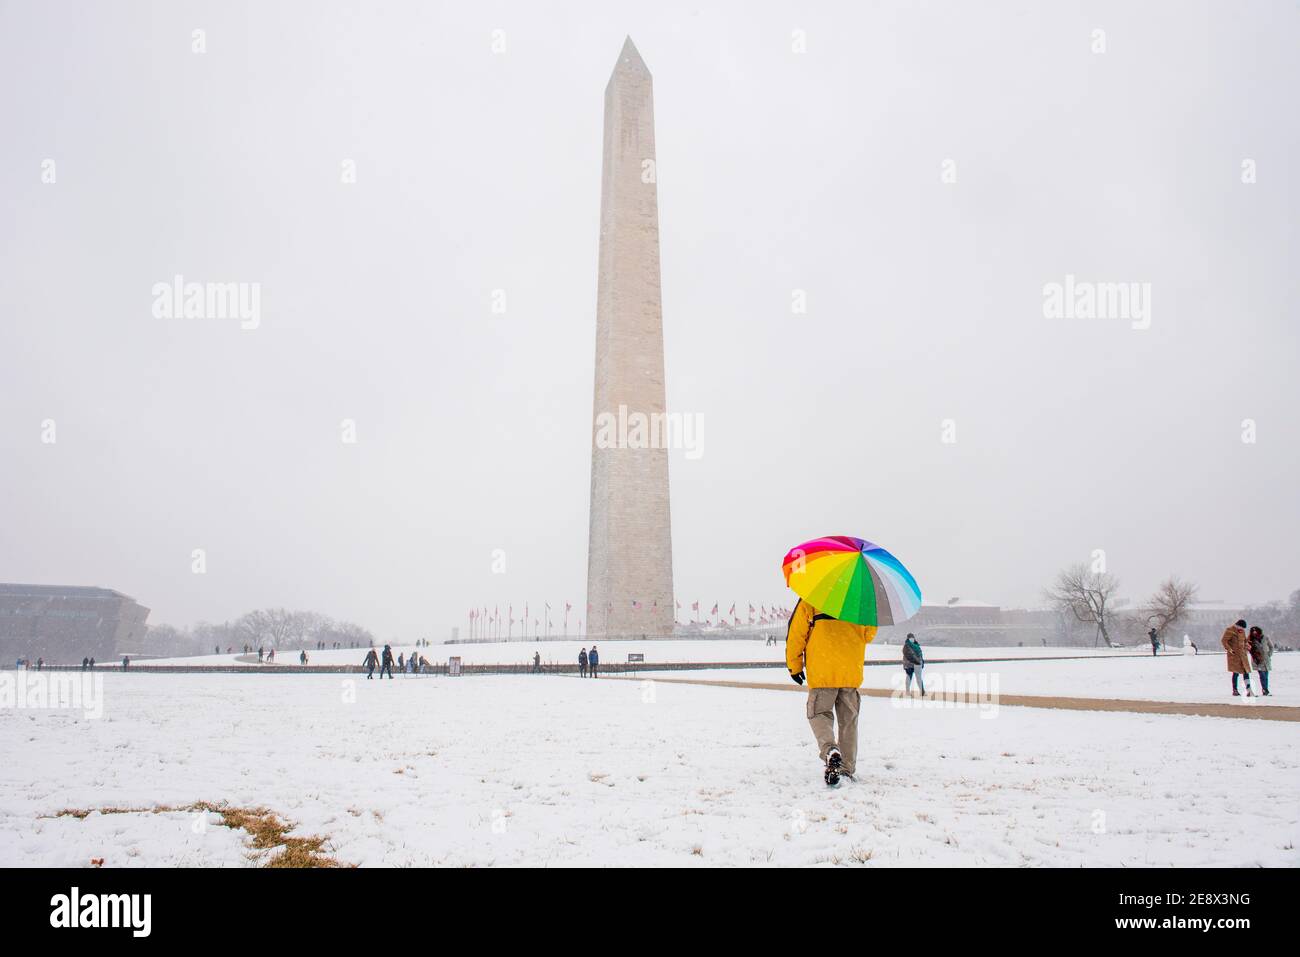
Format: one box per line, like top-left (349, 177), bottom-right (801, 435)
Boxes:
top-left (448, 656), bottom-right (462, 676)
top-left (627, 653), bottom-right (644, 663)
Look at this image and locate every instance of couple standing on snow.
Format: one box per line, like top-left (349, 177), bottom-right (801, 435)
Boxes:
top-left (363, 644), bottom-right (396, 679)
top-left (1221, 620), bottom-right (1274, 697)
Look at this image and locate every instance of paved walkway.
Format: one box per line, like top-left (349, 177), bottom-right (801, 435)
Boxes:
top-left (601, 675), bottom-right (1300, 722)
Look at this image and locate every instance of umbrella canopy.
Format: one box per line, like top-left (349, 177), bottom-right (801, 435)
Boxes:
top-left (782, 536), bottom-right (921, 627)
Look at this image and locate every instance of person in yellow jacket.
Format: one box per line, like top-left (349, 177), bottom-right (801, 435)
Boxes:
top-left (785, 598), bottom-right (877, 786)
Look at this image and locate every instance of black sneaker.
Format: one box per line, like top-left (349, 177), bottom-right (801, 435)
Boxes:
top-left (824, 748), bottom-right (842, 787)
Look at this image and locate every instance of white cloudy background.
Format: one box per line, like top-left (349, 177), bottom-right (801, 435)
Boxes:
top-left (1, 0), bottom-right (1297, 639)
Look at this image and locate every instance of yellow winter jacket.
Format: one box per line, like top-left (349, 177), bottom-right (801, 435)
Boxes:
top-left (785, 599), bottom-right (877, 689)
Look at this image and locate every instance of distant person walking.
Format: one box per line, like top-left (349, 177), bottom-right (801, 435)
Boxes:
top-left (1248, 625), bottom-right (1274, 697)
top-left (380, 644), bottom-right (395, 679)
top-left (121, 655), bottom-right (130, 671)
top-left (299, 650), bottom-right (308, 665)
top-left (588, 645), bottom-right (599, 678)
top-left (578, 648), bottom-right (588, 678)
top-left (533, 651), bottom-right (541, 673)
top-left (1148, 627), bottom-right (1160, 657)
top-left (902, 633), bottom-right (925, 697)
top-left (258, 646), bottom-right (265, 663)
top-left (82, 657), bottom-right (89, 670)
top-left (36, 657), bottom-right (44, 671)
top-left (363, 647), bottom-right (378, 679)
top-left (786, 599), bottom-right (877, 787)
top-left (1221, 619), bottom-right (1253, 697)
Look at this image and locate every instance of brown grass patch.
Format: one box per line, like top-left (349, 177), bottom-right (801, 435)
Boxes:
top-left (47, 801), bottom-right (348, 868)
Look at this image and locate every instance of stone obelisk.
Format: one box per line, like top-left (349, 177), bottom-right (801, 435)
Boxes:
top-left (586, 37), bottom-right (675, 638)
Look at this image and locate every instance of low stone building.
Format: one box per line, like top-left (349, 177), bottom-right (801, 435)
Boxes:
top-left (0, 583), bottom-right (150, 665)
top-left (871, 599), bottom-right (1057, 647)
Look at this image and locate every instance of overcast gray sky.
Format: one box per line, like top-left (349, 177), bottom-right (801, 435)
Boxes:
top-left (2, 0), bottom-right (1297, 639)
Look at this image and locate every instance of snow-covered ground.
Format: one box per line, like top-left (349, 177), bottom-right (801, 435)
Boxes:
top-left (144, 640), bottom-right (1280, 707)
top-left (668, 651), bottom-right (1292, 706)
top-left (2, 668), bottom-right (1296, 867)
top-left (147, 640), bottom-right (1145, 668)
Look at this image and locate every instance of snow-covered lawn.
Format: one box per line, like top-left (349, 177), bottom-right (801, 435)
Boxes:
top-left (2, 669), bottom-right (1296, 867)
top-left (148, 640), bottom-right (1148, 668)
top-left (669, 651), bottom-right (1293, 706)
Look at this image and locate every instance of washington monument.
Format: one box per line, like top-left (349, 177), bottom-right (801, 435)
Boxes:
top-left (586, 37), bottom-right (675, 638)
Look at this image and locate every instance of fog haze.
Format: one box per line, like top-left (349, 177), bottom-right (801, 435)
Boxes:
top-left (2, 1), bottom-right (1297, 639)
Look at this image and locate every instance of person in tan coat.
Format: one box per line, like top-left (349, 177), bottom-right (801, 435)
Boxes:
top-left (786, 599), bottom-right (878, 786)
top-left (1221, 619), bottom-right (1253, 697)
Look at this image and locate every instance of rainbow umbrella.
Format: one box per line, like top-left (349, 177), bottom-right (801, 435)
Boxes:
top-left (781, 536), bottom-right (921, 626)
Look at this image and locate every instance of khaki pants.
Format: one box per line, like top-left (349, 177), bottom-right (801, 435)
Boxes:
top-left (806, 687), bottom-right (861, 774)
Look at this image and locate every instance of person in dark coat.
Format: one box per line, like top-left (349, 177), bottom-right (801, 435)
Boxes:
top-left (363, 647), bottom-right (378, 679)
top-left (902, 633), bottom-right (925, 696)
top-left (1148, 627), bottom-right (1160, 656)
top-left (121, 655), bottom-right (129, 670)
top-left (588, 645), bottom-right (599, 678)
top-left (533, 651), bottom-right (541, 673)
top-left (380, 644), bottom-right (395, 679)
top-left (82, 657), bottom-right (89, 670)
top-left (578, 648), bottom-right (588, 678)
top-left (1248, 625), bottom-right (1274, 697)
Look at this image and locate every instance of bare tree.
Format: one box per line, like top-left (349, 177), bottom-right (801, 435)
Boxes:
top-left (1142, 576), bottom-right (1198, 638)
top-left (164, 612), bottom-right (378, 657)
top-left (141, 623), bottom-right (203, 657)
top-left (316, 620), bottom-right (375, 648)
top-left (1045, 563), bottom-right (1122, 647)
top-left (1243, 587), bottom-right (1300, 647)
top-left (232, 608), bottom-right (359, 649)
top-left (234, 608), bottom-right (300, 649)
top-left (193, 620), bottom-right (238, 653)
